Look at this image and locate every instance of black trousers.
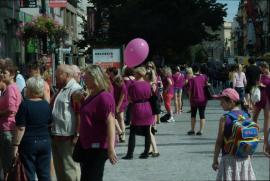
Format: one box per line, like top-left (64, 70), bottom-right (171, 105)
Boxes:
top-left (126, 125), bottom-right (151, 156)
top-left (80, 149), bottom-right (108, 181)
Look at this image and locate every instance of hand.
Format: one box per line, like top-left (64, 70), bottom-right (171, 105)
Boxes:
top-left (12, 146), bottom-right (19, 158)
top-left (72, 136), bottom-right (79, 145)
top-left (212, 161), bottom-right (219, 171)
top-left (116, 107), bottom-right (120, 114)
top-left (263, 143), bottom-right (270, 157)
top-left (108, 149), bottom-right (117, 165)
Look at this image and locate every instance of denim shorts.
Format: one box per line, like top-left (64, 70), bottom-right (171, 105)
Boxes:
top-left (174, 88), bottom-right (183, 94)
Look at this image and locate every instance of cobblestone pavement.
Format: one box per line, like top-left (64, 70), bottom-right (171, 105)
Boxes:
top-left (104, 99), bottom-right (270, 181)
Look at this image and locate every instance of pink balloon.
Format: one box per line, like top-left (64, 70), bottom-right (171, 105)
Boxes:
top-left (124, 38), bottom-right (149, 68)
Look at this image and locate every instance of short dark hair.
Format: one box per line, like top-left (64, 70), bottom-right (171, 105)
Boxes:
top-left (192, 64), bottom-right (200, 73)
top-left (248, 57), bottom-right (255, 64)
top-left (259, 61), bottom-right (269, 69)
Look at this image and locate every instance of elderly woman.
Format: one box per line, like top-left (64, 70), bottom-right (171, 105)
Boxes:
top-left (13, 77), bottom-right (52, 180)
top-left (78, 65), bottom-right (117, 181)
top-left (122, 67), bottom-right (155, 159)
top-left (0, 63), bottom-right (22, 178)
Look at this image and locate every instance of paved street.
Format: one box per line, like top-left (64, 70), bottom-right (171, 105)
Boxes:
top-left (104, 99), bottom-right (270, 181)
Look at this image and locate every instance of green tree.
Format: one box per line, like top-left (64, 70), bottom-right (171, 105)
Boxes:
top-left (81, 0), bottom-right (226, 64)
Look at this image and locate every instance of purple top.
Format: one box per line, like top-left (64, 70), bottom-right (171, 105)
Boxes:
top-left (79, 91), bottom-right (115, 149)
top-left (113, 82), bottom-right (128, 112)
top-left (188, 74), bottom-right (208, 106)
top-left (0, 83), bottom-right (22, 131)
top-left (128, 81), bottom-right (155, 126)
top-left (124, 77), bottom-right (134, 91)
top-left (172, 72), bottom-right (185, 89)
top-left (255, 74), bottom-right (270, 109)
top-left (162, 76), bottom-right (174, 95)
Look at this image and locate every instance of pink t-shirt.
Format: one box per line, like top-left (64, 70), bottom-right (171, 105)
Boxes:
top-left (113, 82), bottom-right (128, 112)
top-left (233, 72), bottom-right (247, 88)
top-left (188, 74), bottom-right (208, 107)
top-left (128, 81), bottom-right (155, 126)
top-left (79, 91), bottom-right (115, 149)
top-left (172, 72), bottom-right (185, 89)
top-left (162, 76), bottom-right (174, 95)
top-left (0, 83), bottom-right (22, 131)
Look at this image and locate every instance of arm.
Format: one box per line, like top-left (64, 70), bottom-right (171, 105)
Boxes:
top-left (43, 82), bottom-right (51, 103)
top-left (164, 78), bottom-right (173, 93)
top-left (12, 126), bottom-right (25, 157)
top-left (212, 116), bottom-right (226, 171)
top-left (107, 112), bottom-right (117, 165)
top-left (0, 110), bottom-right (13, 118)
top-left (71, 92), bottom-right (81, 143)
top-left (243, 73), bottom-right (247, 86)
top-left (232, 73), bottom-right (236, 88)
top-left (116, 92), bottom-right (125, 113)
top-left (263, 114), bottom-right (270, 157)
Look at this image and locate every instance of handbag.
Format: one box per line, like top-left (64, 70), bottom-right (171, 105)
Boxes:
top-left (149, 93), bottom-right (161, 115)
top-left (204, 84), bottom-right (215, 100)
top-left (72, 137), bottom-right (87, 163)
top-left (250, 86), bottom-right (261, 103)
top-left (6, 156), bottom-right (28, 181)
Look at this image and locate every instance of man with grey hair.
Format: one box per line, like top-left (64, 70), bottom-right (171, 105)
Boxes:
top-left (51, 64), bottom-right (82, 181)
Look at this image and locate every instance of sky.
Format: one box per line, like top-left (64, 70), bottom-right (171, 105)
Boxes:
top-left (217, 0), bottom-right (240, 22)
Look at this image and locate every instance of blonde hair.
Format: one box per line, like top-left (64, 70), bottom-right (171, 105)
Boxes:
top-left (84, 64), bottom-right (110, 92)
top-left (163, 67), bottom-right (172, 77)
top-left (134, 66), bottom-right (147, 77)
top-left (26, 76), bottom-right (44, 97)
top-left (114, 75), bottom-right (123, 87)
top-left (186, 67), bottom-right (193, 76)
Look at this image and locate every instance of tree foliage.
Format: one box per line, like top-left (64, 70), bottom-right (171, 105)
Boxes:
top-left (83, 0), bottom-right (226, 63)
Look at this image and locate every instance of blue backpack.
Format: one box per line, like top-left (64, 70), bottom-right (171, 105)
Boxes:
top-left (223, 111), bottom-right (259, 158)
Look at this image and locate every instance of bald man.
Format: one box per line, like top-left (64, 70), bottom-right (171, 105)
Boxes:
top-left (51, 64), bottom-right (82, 181)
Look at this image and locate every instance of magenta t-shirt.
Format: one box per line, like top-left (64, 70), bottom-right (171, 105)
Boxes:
top-left (188, 74), bottom-right (208, 106)
top-left (162, 76), bottom-right (174, 95)
top-left (0, 83), bottom-right (22, 131)
top-left (172, 72), bottom-right (185, 89)
top-left (128, 81), bottom-right (155, 126)
top-left (255, 74), bottom-right (270, 109)
top-left (113, 83), bottom-right (128, 112)
top-left (79, 91), bottom-right (115, 149)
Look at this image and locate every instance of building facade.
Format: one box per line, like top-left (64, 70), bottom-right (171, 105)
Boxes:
top-left (0, 0), bottom-right (20, 62)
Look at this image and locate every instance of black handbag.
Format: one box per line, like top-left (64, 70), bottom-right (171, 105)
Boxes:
top-left (149, 94), bottom-right (161, 115)
top-left (72, 138), bottom-right (87, 163)
top-left (205, 84), bottom-right (215, 100)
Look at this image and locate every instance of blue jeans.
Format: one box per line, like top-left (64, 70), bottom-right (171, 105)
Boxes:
top-left (235, 87), bottom-right (245, 101)
top-left (19, 137), bottom-right (51, 181)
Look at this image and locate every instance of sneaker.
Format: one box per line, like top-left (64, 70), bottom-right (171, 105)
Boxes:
top-left (166, 117), bottom-right (175, 123)
top-left (187, 130), bottom-right (195, 135)
top-left (196, 131), bottom-right (202, 136)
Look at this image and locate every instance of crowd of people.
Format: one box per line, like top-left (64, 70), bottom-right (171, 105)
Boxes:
top-left (0, 57), bottom-right (269, 181)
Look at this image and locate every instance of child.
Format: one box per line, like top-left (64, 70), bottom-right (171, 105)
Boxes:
top-left (212, 88), bottom-right (256, 180)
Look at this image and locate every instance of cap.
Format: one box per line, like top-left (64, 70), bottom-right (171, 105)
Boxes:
top-left (213, 88), bottom-right (240, 102)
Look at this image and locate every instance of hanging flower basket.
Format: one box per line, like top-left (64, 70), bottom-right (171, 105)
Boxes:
top-left (17, 16), bottom-right (68, 44)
